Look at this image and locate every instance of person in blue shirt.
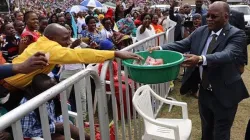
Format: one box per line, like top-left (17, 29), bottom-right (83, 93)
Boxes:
top-left (20, 73), bottom-right (90, 140)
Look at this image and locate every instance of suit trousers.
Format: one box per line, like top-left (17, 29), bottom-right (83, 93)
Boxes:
top-left (198, 87), bottom-right (238, 140)
top-left (245, 119), bottom-right (250, 140)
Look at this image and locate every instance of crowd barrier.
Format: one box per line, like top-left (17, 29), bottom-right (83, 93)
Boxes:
top-left (0, 26), bottom-right (176, 140)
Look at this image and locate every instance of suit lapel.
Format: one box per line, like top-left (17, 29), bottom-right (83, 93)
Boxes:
top-left (198, 27), bottom-right (210, 55)
top-left (210, 24), bottom-right (230, 53)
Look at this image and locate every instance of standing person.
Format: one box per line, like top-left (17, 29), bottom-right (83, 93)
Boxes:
top-left (160, 10), bottom-right (177, 31)
top-left (202, 0), bottom-right (247, 67)
top-left (115, 1), bottom-right (134, 22)
top-left (136, 13), bottom-right (155, 41)
top-left (19, 11), bottom-right (40, 54)
top-left (246, 120), bottom-right (250, 140)
top-left (169, 1), bottom-right (185, 41)
top-left (77, 11), bottom-right (86, 35)
top-left (65, 12), bottom-right (74, 37)
top-left (191, 0), bottom-right (207, 16)
top-left (151, 14), bottom-right (164, 34)
top-left (150, 2), bottom-right (248, 140)
top-left (202, 0), bottom-right (245, 31)
top-left (155, 8), bottom-right (162, 22)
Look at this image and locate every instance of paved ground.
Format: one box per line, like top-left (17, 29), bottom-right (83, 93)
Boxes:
top-left (159, 46), bottom-right (250, 140)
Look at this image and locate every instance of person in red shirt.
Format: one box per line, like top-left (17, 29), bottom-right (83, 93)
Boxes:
top-left (19, 11), bottom-right (40, 54)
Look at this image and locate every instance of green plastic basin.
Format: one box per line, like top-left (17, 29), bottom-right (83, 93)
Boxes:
top-left (122, 50), bottom-right (184, 84)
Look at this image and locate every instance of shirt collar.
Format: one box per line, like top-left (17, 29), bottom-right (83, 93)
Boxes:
top-left (210, 28), bottom-right (223, 37)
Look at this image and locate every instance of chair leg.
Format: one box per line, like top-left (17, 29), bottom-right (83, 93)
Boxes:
top-left (166, 97), bottom-right (177, 112)
top-left (93, 92), bottom-right (97, 114)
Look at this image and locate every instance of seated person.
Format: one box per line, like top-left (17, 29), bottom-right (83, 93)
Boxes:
top-left (98, 40), bottom-right (133, 120)
top-left (20, 73), bottom-right (90, 140)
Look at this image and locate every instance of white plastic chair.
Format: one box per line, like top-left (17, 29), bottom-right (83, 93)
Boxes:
top-left (133, 85), bottom-right (192, 140)
top-left (86, 63), bottom-right (112, 113)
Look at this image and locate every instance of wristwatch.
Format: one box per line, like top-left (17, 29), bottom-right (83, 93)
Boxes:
top-left (198, 56), bottom-right (203, 66)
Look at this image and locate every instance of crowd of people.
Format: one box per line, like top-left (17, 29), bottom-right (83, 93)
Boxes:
top-left (0, 0), bottom-right (250, 139)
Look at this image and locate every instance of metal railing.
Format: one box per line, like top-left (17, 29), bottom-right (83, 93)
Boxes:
top-left (98, 26), bottom-right (176, 140)
top-left (0, 26), bottom-right (175, 140)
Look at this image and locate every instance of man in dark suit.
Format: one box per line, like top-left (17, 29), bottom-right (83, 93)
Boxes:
top-left (169, 3), bottom-right (184, 41)
top-left (150, 2), bottom-right (249, 140)
top-left (182, 0), bottom-right (246, 96)
top-left (202, 0), bottom-right (245, 31)
top-left (169, 3), bottom-right (192, 41)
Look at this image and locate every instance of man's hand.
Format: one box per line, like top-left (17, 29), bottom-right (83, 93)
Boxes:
top-left (170, 0), bottom-right (178, 8)
top-left (0, 131), bottom-right (12, 140)
top-left (90, 42), bottom-right (99, 49)
top-left (239, 65), bottom-right (245, 74)
top-left (181, 54), bottom-right (200, 67)
top-left (148, 46), bottom-right (160, 53)
top-left (115, 51), bottom-right (144, 60)
top-left (70, 39), bottom-right (82, 49)
top-left (13, 52), bottom-right (48, 74)
top-left (55, 123), bottom-right (64, 134)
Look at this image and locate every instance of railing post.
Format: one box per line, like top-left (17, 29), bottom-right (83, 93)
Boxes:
top-left (39, 103), bottom-right (52, 140)
top-left (90, 70), bottom-right (110, 140)
top-left (11, 121), bottom-right (23, 140)
top-left (60, 90), bottom-right (71, 140)
top-left (74, 79), bottom-right (86, 140)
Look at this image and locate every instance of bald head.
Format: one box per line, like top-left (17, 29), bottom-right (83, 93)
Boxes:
top-left (44, 23), bottom-right (71, 47)
top-left (210, 0), bottom-right (227, 4)
top-left (44, 23), bottom-right (68, 38)
top-left (207, 1), bottom-right (229, 31)
top-left (209, 1), bottom-right (229, 14)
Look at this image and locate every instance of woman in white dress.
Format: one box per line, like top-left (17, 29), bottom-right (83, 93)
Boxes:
top-left (136, 13), bottom-right (155, 42)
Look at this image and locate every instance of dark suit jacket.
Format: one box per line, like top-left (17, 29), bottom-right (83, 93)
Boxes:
top-left (169, 7), bottom-right (183, 41)
top-left (202, 10), bottom-right (248, 65)
top-left (161, 24), bottom-right (249, 108)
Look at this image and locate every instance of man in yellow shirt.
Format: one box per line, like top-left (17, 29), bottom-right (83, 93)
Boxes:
top-left (2, 23), bottom-right (142, 111)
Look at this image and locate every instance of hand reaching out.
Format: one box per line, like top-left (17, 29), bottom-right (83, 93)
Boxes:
top-left (181, 54), bottom-right (200, 67)
top-left (115, 51), bottom-right (144, 60)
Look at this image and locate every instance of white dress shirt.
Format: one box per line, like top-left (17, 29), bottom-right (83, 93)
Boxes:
top-left (200, 28), bottom-right (223, 79)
